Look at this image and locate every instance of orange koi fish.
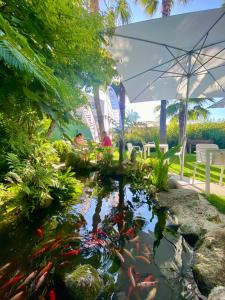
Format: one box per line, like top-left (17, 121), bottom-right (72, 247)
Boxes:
top-left (37, 262), bottom-right (53, 279)
top-left (136, 256), bottom-right (151, 264)
top-left (123, 249), bottom-right (135, 261)
top-left (9, 291), bottom-right (25, 300)
top-left (0, 262), bottom-right (11, 274)
top-left (128, 266), bottom-right (136, 288)
top-left (115, 249), bottom-right (125, 263)
top-left (32, 245), bottom-right (49, 258)
top-left (63, 249), bottom-right (81, 256)
top-left (137, 281), bottom-right (157, 288)
top-left (35, 272), bottom-right (48, 291)
top-left (0, 274), bottom-right (23, 290)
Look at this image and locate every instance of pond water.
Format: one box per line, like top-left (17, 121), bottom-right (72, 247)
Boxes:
top-left (0, 175), bottom-right (198, 300)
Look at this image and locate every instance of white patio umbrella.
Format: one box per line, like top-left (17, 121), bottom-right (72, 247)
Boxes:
top-left (110, 7), bottom-right (225, 178)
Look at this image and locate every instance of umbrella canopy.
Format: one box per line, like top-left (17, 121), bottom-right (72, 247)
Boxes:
top-left (110, 8), bottom-right (225, 178)
top-left (111, 8), bottom-right (225, 103)
top-left (208, 97), bottom-right (225, 108)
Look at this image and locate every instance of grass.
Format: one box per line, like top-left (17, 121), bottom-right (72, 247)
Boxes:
top-left (202, 193), bottom-right (225, 214)
top-left (169, 153), bottom-right (225, 184)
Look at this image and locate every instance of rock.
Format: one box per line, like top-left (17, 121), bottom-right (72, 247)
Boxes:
top-left (193, 228), bottom-right (225, 295)
top-left (208, 286), bottom-right (225, 300)
top-left (167, 177), bottom-right (178, 189)
top-left (157, 189), bottom-right (225, 243)
top-left (64, 264), bottom-right (103, 300)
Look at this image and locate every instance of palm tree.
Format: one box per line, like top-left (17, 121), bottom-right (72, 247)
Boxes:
top-left (90, 0), bottom-right (131, 137)
top-left (155, 98), bottom-right (214, 143)
top-left (135, 0), bottom-right (190, 143)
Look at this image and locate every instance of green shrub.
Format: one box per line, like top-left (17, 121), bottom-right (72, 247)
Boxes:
top-left (4, 143), bottom-right (82, 217)
top-left (53, 140), bottom-right (72, 162)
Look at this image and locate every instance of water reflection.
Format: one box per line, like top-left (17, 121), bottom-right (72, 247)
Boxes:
top-left (0, 175), bottom-right (198, 300)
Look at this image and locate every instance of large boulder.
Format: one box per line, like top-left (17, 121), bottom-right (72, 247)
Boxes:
top-left (157, 189), bottom-right (225, 243)
top-left (208, 286), bottom-right (225, 300)
top-left (193, 228), bottom-right (225, 295)
top-left (64, 264), bottom-right (103, 300)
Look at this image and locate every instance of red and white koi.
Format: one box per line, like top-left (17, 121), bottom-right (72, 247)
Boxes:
top-left (146, 287), bottom-right (157, 300)
top-left (32, 245), bottom-right (49, 258)
top-left (136, 255), bottom-right (151, 264)
top-left (9, 291), bottom-right (25, 300)
top-left (35, 272), bottom-right (48, 291)
top-left (0, 274), bottom-right (23, 290)
top-left (17, 270), bottom-right (37, 290)
top-left (144, 274), bottom-right (154, 282)
top-left (63, 249), bottom-right (81, 257)
top-left (48, 289), bottom-right (56, 300)
top-left (137, 281), bottom-right (157, 288)
top-left (115, 249), bottom-right (125, 263)
top-left (37, 262), bottom-right (53, 279)
top-left (128, 266), bottom-right (136, 288)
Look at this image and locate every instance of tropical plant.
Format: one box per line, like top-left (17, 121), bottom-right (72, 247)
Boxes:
top-left (53, 140), bottom-right (72, 162)
top-left (151, 139), bottom-right (180, 190)
top-left (155, 98), bottom-right (214, 143)
top-left (4, 143), bottom-right (82, 217)
top-left (135, 0), bottom-right (191, 143)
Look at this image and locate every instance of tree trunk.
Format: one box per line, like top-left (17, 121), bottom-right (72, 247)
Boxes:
top-left (119, 82), bottom-right (126, 163)
top-left (162, 0), bottom-right (171, 17)
top-left (159, 0), bottom-right (170, 144)
top-left (47, 120), bottom-right (56, 137)
top-left (178, 102), bottom-right (185, 144)
top-left (90, 0), bottom-right (99, 13)
top-left (91, 0), bottom-right (105, 136)
top-left (159, 100), bottom-right (167, 143)
top-left (93, 87), bottom-right (105, 135)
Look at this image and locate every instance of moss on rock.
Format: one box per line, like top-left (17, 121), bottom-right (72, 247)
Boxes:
top-left (64, 264), bottom-right (103, 300)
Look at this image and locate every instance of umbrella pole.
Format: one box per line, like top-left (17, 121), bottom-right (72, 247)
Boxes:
top-left (180, 54), bottom-right (192, 179)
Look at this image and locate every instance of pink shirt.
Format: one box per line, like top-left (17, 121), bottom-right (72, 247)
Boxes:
top-left (102, 136), bottom-right (112, 147)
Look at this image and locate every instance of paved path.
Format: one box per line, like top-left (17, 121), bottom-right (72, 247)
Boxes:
top-left (170, 174), bottom-right (225, 197)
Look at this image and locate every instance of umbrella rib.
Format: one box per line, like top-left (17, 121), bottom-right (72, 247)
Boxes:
top-left (165, 46), bottom-right (188, 74)
top-left (192, 53), bottom-right (225, 92)
top-left (190, 33), bottom-right (209, 74)
top-left (113, 33), bottom-right (188, 53)
top-left (124, 53), bottom-right (187, 82)
top-left (194, 62), bottom-right (225, 75)
top-left (191, 10), bottom-right (225, 51)
top-left (133, 57), bottom-right (187, 101)
top-left (196, 52), bottom-right (225, 62)
top-left (195, 40), bottom-right (225, 52)
top-left (192, 46), bottom-right (225, 74)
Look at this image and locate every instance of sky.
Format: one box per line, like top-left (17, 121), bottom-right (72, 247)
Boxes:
top-left (125, 0), bottom-right (225, 122)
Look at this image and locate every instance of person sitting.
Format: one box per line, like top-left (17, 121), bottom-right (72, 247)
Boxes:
top-left (101, 131), bottom-right (112, 147)
top-left (74, 133), bottom-right (85, 149)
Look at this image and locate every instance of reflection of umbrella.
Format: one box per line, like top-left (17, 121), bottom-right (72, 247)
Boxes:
top-left (208, 97), bottom-right (225, 108)
top-left (111, 8), bottom-right (225, 178)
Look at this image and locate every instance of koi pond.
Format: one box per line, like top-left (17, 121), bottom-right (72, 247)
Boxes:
top-left (0, 175), bottom-right (198, 300)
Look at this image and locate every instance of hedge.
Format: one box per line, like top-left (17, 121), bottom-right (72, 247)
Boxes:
top-left (125, 121), bottom-right (225, 149)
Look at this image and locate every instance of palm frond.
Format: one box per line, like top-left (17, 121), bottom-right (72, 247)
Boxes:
top-left (136, 0), bottom-right (159, 16)
top-left (115, 0), bottom-right (131, 24)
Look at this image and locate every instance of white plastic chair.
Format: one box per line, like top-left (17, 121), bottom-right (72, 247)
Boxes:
top-left (192, 144), bottom-right (224, 185)
top-left (127, 143), bottom-right (142, 157)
